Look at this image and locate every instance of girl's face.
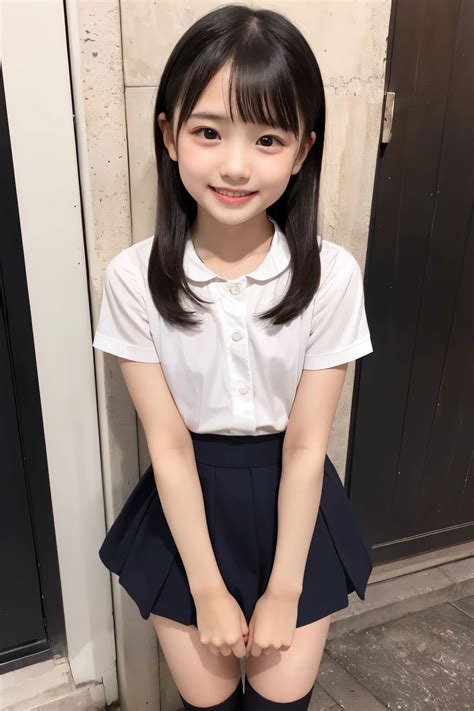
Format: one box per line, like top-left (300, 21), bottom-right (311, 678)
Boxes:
top-left (158, 64), bottom-right (316, 226)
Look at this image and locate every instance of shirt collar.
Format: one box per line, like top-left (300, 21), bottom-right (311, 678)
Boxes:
top-left (183, 216), bottom-right (291, 283)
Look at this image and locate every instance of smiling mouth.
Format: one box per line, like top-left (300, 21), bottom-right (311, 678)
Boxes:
top-left (211, 186), bottom-right (257, 197)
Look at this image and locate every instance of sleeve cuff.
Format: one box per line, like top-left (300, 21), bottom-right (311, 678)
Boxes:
top-left (303, 337), bottom-right (373, 370)
top-left (92, 333), bottom-right (160, 363)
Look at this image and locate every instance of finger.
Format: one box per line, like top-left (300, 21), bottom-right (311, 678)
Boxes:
top-left (245, 621), bottom-right (253, 657)
top-left (241, 613), bottom-right (249, 639)
top-left (232, 639), bottom-right (247, 659)
top-left (250, 643), bottom-right (262, 657)
top-left (246, 631), bottom-right (253, 657)
top-left (208, 644), bottom-right (220, 656)
top-left (262, 647), bottom-right (278, 656)
top-left (219, 645), bottom-right (233, 656)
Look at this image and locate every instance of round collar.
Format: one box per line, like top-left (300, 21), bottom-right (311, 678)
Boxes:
top-left (183, 216), bottom-right (292, 284)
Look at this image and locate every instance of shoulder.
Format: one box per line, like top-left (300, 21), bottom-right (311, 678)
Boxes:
top-left (317, 238), bottom-right (363, 295)
top-left (120, 234), bottom-right (155, 274)
top-left (105, 235), bottom-right (155, 288)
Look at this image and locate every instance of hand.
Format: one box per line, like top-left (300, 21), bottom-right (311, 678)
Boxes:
top-left (194, 587), bottom-right (249, 659)
top-left (245, 589), bottom-right (299, 658)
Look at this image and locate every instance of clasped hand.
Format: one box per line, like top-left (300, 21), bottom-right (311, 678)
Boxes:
top-left (194, 585), bottom-right (298, 659)
top-left (244, 588), bottom-right (298, 657)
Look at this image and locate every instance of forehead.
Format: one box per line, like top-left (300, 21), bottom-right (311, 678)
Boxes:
top-left (190, 64), bottom-right (239, 120)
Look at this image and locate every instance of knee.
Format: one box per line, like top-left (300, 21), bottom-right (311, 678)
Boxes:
top-left (179, 679), bottom-right (243, 711)
top-left (243, 678), bottom-right (313, 711)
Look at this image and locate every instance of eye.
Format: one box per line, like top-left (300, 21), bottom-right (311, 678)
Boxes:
top-left (194, 128), bottom-right (219, 140)
top-left (258, 135), bottom-right (284, 148)
top-left (192, 127), bottom-right (284, 147)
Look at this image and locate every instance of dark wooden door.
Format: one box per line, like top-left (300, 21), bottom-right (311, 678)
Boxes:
top-left (0, 65), bottom-right (66, 673)
top-left (348, 0), bottom-right (474, 564)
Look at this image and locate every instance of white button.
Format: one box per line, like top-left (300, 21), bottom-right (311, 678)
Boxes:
top-left (232, 331), bottom-right (243, 341)
top-left (230, 285), bottom-right (241, 295)
top-left (239, 385), bottom-right (250, 395)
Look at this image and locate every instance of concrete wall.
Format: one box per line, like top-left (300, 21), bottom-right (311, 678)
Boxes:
top-left (71, 1), bottom-right (391, 709)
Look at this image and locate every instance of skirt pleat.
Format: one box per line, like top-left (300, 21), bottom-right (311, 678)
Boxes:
top-left (98, 431), bottom-right (373, 627)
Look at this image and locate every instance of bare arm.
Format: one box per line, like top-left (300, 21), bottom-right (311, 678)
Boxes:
top-left (148, 447), bottom-right (226, 598)
top-left (117, 357), bottom-right (226, 598)
top-left (266, 363), bottom-right (348, 596)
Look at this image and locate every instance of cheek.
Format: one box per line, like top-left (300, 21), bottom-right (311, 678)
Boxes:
top-left (258, 157), bottom-right (295, 188)
top-left (177, 139), bottom-right (214, 182)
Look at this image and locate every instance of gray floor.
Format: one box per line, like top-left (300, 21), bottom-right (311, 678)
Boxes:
top-left (309, 594), bottom-right (474, 711)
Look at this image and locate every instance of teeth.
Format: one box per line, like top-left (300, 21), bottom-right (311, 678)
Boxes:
top-left (214, 188), bottom-right (252, 197)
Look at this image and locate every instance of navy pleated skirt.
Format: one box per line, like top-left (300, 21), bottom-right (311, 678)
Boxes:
top-left (99, 431), bottom-right (373, 628)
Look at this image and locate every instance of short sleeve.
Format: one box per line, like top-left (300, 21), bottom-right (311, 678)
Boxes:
top-left (92, 250), bottom-right (160, 362)
top-left (303, 246), bottom-right (373, 369)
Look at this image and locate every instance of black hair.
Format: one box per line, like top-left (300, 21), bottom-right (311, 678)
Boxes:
top-left (150, 3), bottom-right (326, 330)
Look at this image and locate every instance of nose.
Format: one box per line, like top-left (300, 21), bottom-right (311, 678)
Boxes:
top-left (219, 142), bottom-right (251, 184)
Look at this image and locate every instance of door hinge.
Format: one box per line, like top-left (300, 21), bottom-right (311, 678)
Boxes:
top-left (381, 91), bottom-right (395, 143)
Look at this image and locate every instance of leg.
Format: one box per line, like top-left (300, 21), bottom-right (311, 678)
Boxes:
top-left (150, 613), bottom-right (243, 709)
top-left (243, 613), bottom-right (332, 708)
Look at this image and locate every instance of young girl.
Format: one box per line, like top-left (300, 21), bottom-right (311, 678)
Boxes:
top-left (93, 5), bottom-right (374, 711)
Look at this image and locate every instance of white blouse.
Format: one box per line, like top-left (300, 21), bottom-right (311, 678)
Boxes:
top-left (92, 216), bottom-right (373, 435)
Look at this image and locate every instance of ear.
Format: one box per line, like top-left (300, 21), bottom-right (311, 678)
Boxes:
top-left (291, 131), bottom-right (316, 175)
top-left (157, 111), bottom-right (178, 162)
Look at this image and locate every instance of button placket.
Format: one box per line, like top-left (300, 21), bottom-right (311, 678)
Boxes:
top-left (220, 280), bottom-right (256, 429)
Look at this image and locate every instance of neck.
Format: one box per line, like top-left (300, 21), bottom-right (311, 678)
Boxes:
top-left (189, 211), bottom-right (274, 261)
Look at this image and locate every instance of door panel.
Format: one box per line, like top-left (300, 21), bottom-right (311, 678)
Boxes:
top-left (349, 0), bottom-right (474, 562)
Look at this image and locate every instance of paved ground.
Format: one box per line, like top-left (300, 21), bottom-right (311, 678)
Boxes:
top-left (307, 594), bottom-right (474, 710)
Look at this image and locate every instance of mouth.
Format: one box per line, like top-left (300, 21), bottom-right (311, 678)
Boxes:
top-left (209, 186), bottom-right (258, 205)
top-left (210, 186), bottom-right (257, 197)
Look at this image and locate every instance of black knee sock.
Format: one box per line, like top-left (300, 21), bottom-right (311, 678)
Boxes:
top-left (243, 679), bottom-right (313, 711)
top-left (179, 679), bottom-right (244, 711)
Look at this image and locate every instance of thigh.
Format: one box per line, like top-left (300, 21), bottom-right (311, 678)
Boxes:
top-left (150, 613), bottom-right (242, 706)
top-left (245, 613), bottom-right (332, 702)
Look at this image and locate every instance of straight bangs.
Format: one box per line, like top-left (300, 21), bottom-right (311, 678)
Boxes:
top-left (175, 47), bottom-right (304, 143)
